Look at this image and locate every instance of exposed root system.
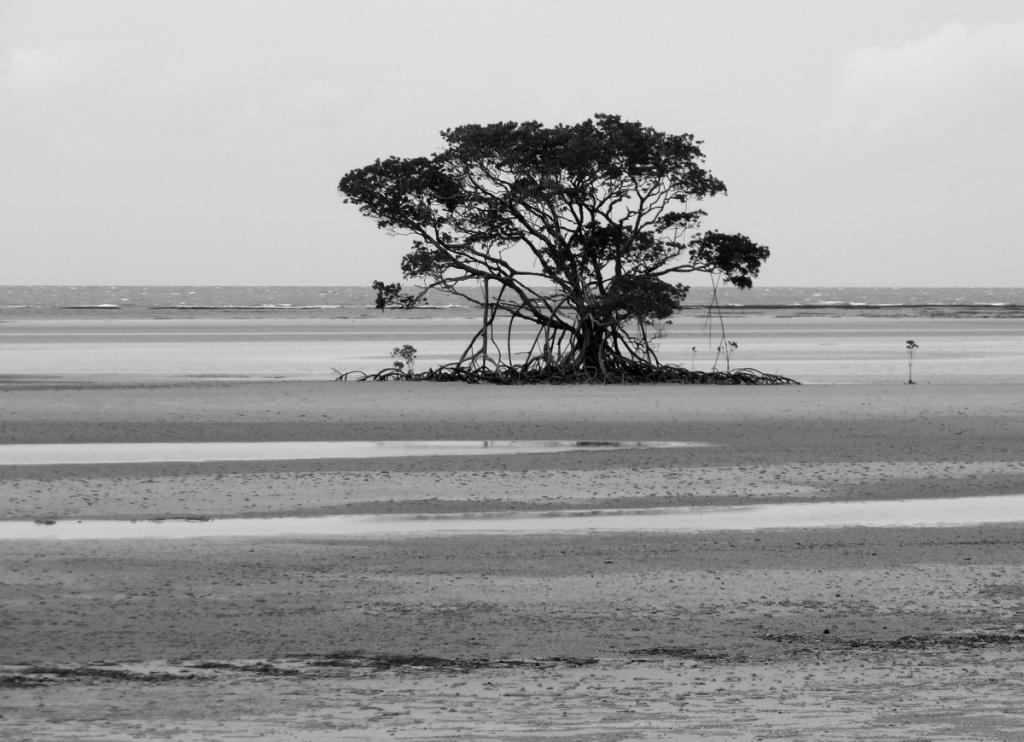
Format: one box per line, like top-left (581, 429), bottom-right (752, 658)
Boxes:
top-left (336, 363), bottom-right (798, 385)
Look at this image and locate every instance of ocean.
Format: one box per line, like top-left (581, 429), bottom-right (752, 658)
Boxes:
top-left (6, 284), bottom-right (1024, 319)
top-left (2, 286), bottom-right (1023, 384)
top-left (3, 285), bottom-right (1024, 320)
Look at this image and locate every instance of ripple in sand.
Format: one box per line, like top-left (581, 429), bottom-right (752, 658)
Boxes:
top-left (4, 494), bottom-right (1024, 541)
top-left (0, 439), bottom-right (706, 466)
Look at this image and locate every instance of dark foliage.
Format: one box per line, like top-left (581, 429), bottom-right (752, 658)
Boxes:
top-left (372, 280), bottom-right (425, 310)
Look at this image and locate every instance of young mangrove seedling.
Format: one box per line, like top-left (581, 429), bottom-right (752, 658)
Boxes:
top-left (905, 339), bottom-right (919, 384)
top-left (714, 340), bottom-right (739, 373)
top-left (391, 344), bottom-right (418, 377)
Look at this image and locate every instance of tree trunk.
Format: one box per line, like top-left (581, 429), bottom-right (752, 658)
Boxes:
top-left (577, 316), bottom-right (606, 374)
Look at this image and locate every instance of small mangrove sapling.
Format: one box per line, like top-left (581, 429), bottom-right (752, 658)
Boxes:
top-left (905, 339), bottom-right (919, 384)
top-left (391, 344), bottom-right (418, 377)
top-left (714, 340), bottom-right (739, 373)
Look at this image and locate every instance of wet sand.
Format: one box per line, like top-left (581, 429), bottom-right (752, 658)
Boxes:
top-left (4, 312), bottom-right (1024, 383)
top-left (3, 381), bottom-right (1024, 739)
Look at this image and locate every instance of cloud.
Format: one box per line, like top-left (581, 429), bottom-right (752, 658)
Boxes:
top-left (4, 45), bottom-right (82, 92)
top-left (834, 22), bottom-right (1024, 166)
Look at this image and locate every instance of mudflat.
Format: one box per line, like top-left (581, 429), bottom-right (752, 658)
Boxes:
top-left (3, 381), bottom-right (1024, 740)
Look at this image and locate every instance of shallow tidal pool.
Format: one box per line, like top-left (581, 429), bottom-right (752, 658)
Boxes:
top-left (4, 494), bottom-right (1024, 541)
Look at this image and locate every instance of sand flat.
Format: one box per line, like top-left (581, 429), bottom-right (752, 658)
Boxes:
top-left (3, 380), bottom-right (1024, 739)
top-left (4, 313), bottom-right (1024, 383)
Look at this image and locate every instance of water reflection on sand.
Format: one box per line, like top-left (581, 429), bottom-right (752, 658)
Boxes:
top-left (5, 494), bottom-right (1024, 541)
top-left (0, 439), bottom-right (705, 466)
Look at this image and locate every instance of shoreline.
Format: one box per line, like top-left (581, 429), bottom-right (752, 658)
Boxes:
top-left (5, 312), bottom-right (1024, 384)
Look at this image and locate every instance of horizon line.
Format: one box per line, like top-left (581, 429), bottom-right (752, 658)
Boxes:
top-left (4, 284), bottom-right (1024, 290)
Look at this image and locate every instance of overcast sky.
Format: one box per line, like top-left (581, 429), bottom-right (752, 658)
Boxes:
top-left (2, 0), bottom-right (1022, 286)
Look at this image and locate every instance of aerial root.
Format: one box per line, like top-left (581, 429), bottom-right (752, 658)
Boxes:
top-left (335, 363), bottom-right (798, 385)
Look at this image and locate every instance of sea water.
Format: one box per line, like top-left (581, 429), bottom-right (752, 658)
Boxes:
top-left (2, 286), bottom-right (1023, 384)
top-left (4, 285), bottom-right (1024, 320)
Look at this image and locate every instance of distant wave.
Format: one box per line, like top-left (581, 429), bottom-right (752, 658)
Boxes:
top-left (58, 304), bottom-right (122, 310)
top-left (149, 304), bottom-right (348, 310)
top-left (3, 286), bottom-right (1021, 321)
top-left (706, 302), bottom-right (1024, 309)
top-left (148, 303), bottom-right (472, 311)
top-left (55, 301), bottom-right (1020, 311)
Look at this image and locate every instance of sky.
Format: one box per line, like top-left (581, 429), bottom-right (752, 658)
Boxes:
top-left (2, 0), bottom-right (1022, 287)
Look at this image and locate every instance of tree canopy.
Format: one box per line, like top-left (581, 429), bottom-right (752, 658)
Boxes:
top-left (339, 114), bottom-right (789, 384)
